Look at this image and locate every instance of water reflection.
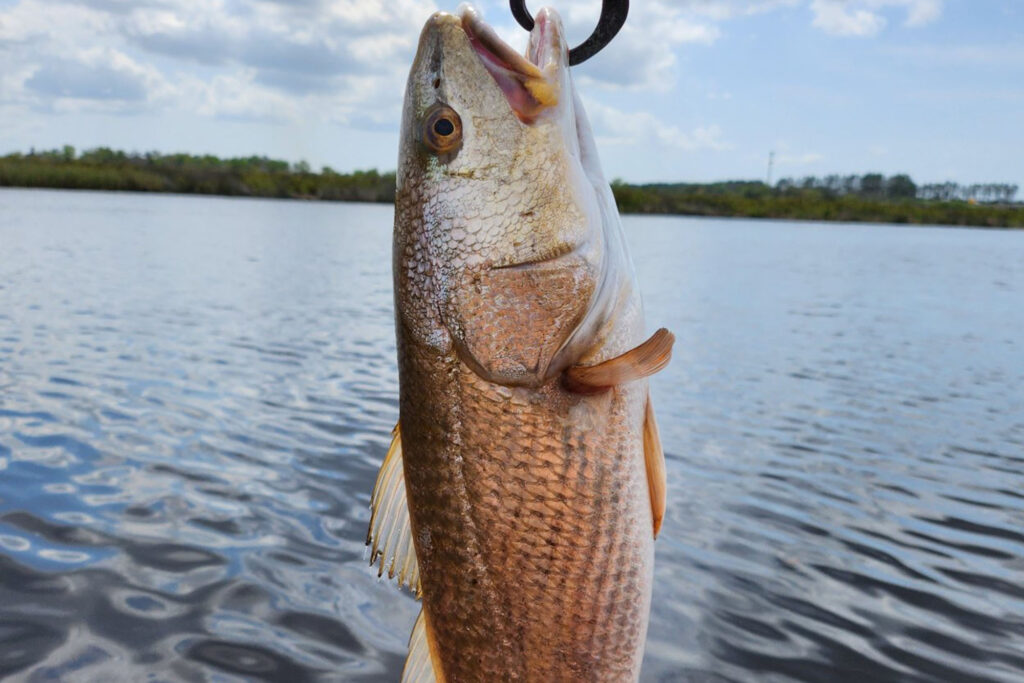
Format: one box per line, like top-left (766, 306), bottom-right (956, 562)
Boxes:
top-left (1, 189), bottom-right (1023, 681)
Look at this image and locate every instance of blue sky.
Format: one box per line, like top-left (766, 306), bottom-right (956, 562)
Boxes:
top-left (0, 0), bottom-right (1020, 187)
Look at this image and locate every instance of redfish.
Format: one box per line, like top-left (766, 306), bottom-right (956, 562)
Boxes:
top-left (367, 6), bottom-right (673, 681)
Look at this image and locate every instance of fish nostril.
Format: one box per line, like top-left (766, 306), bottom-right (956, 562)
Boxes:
top-left (433, 78), bottom-right (441, 89)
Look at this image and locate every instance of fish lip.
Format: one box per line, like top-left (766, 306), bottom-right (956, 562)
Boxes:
top-left (526, 8), bottom-right (563, 71)
top-left (459, 5), bottom-right (564, 121)
top-left (459, 6), bottom-right (564, 73)
top-left (460, 5), bottom-right (545, 77)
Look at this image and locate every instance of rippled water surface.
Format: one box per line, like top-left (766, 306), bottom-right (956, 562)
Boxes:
top-left (1, 188), bottom-right (1023, 682)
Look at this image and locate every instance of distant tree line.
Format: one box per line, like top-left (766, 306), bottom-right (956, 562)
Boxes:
top-left (611, 174), bottom-right (1024, 228)
top-left (0, 146), bottom-right (395, 203)
top-left (2, 148), bottom-right (1022, 228)
top-left (775, 173), bottom-right (1019, 204)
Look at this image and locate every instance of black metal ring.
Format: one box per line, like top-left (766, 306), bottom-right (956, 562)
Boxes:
top-left (509, 0), bottom-right (629, 66)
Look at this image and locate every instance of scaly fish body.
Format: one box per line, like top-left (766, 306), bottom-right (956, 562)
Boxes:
top-left (369, 6), bottom-right (671, 681)
top-left (398, 363), bottom-right (652, 681)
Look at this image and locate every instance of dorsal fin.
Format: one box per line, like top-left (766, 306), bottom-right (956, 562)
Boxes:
top-left (643, 395), bottom-right (667, 538)
top-left (563, 328), bottom-right (675, 394)
top-left (367, 424), bottom-right (421, 595)
top-left (402, 608), bottom-right (444, 683)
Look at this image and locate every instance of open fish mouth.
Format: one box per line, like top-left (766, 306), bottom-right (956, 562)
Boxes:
top-left (460, 5), bottom-right (563, 121)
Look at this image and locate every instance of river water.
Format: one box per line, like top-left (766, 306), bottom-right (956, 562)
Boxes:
top-left (0, 188), bottom-right (1022, 682)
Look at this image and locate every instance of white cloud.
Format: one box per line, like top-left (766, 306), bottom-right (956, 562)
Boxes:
top-left (561, 0), bottom-right (942, 86)
top-left (27, 48), bottom-right (166, 111)
top-left (0, 0), bottom-right (432, 124)
top-left (189, 73), bottom-right (303, 123)
top-left (584, 99), bottom-right (732, 152)
top-left (558, 0), bottom-right (721, 90)
top-left (0, 0), bottom-right (754, 124)
top-left (0, 0), bottom-right (948, 129)
top-left (809, 0), bottom-right (943, 37)
top-left (903, 0), bottom-right (942, 26)
top-left (810, 0), bottom-right (887, 36)
top-left (0, 0), bottom-right (115, 67)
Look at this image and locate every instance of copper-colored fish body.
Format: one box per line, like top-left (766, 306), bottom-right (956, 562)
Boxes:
top-left (372, 7), bottom-right (672, 681)
top-left (399, 355), bottom-right (654, 681)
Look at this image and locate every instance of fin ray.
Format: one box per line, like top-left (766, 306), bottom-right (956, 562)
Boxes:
top-left (367, 424), bottom-right (421, 594)
top-left (402, 608), bottom-right (443, 683)
top-left (643, 396), bottom-right (667, 538)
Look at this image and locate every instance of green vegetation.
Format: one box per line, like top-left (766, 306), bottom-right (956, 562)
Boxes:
top-left (2, 147), bottom-right (1022, 228)
top-left (0, 146), bottom-right (395, 203)
top-left (611, 175), bottom-right (1023, 228)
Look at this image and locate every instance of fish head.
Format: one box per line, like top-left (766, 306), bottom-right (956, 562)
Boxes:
top-left (395, 5), bottom-right (631, 387)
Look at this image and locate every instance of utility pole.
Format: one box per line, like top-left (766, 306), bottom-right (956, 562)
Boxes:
top-left (766, 150), bottom-right (775, 187)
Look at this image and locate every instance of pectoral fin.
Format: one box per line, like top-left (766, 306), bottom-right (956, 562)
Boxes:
top-left (643, 396), bottom-right (667, 538)
top-left (563, 328), bottom-right (675, 394)
top-left (366, 423), bottom-right (421, 595)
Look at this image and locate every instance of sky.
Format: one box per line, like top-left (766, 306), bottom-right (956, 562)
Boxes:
top-left (0, 0), bottom-right (1021, 186)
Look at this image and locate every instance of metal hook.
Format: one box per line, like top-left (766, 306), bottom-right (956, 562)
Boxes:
top-left (509, 0), bottom-right (629, 66)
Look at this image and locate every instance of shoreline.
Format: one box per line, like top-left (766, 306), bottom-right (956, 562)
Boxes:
top-left (2, 151), bottom-right (1021, 229)
top-left (4, 183), bottom-right (1021, 231)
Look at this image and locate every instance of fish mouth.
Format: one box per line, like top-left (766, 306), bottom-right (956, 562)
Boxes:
top-left (460, 5), bottom-right (564, 122)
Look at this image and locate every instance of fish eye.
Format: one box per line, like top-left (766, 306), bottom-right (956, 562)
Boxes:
top-left (434, 119), bottom-right (454, 136)
top-left (423, 104), bottom-right (462, 155)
